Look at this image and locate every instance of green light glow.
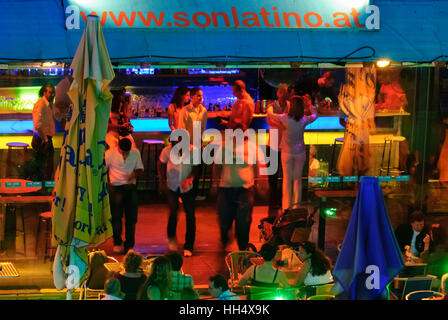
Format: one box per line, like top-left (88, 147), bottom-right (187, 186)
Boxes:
top-left (325, 208), bottom-right (337, 217)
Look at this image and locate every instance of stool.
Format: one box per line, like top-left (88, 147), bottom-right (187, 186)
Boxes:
top-left (140, 139), bottom-right (165, 190)
top-left (12, 205), bottom-right (27, 256)
top-left (35, 211), bottom-right (54, 262)
top-left (6, 142), bottom-right (29, 178)
top-left (329, 138), bottom-right (344, 175)
top-left (379, 137), bottom-right (406, 176)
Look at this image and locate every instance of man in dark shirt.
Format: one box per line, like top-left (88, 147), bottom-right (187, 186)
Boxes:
top-left (394, 210), bottom-right (433, 259)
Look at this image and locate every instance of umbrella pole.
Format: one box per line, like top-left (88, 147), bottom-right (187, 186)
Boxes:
top-left (66, 290), bottom-right (72, 300)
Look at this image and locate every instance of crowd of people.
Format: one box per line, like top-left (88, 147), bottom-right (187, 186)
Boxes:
top-left (82, 240), bottom-right (337, 300)
top-left (31, 74), bottom-right (447, 300)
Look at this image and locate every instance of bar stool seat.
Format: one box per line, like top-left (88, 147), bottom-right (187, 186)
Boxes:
top-left (35, 211), bottom-right (54, 262)
top-left (140, 139), bottom-right (166, 190)
top-left (7, 142), bottom-right (29, 148)
top-left (329, 137), bottom-right (344, 175)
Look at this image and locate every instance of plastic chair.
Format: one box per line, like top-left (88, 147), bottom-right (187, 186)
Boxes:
top-left (79, 254), bottom-right (119, 300)
top-left (307, 294), bottom-right (335, 300)
top-left (400, 276), bottom-right (434, 300)
top-left (243, 285), bottom-right (300, 300)
top-left (405, 290), bottom-right (444, 300)
top-left (225, 251), bottom-right (261, 290)
top-left (301, 282), bottom-right (336, 298)
top-left (441, 273), bottom-right (448, 293)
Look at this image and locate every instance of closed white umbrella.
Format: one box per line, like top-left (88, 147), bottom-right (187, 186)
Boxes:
top-left (52, 15), bottom-right (115, 298)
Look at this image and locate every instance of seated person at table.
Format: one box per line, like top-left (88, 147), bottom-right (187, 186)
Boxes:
top-left (394, 210), bottom-right (434, 260)
top-left (165, 251), bottom-right (194, 299)
top-left (238, 244), bottom-right (291, 288)
top-left (138, 256), bottom-right (172, 300)
top-left (114, 250), bottom-right (147, 300)
top-left (209, 274), bottom-right (240, 300)
top-left (101, 278), bottom-right (124, 300)
top-left (86, 250), bottom-right (113, 290)
top-left (294, 242), bottom-right (333, 288)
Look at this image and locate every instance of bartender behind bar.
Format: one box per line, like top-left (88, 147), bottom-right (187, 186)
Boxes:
top-left (31, 83), bottom-right (56, 182)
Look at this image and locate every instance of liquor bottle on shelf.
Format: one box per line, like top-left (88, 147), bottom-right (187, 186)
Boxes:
top-left (208, 103), bottom-right (213, 111)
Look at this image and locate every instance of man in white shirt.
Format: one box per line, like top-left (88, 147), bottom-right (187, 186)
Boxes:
top-left (105, 138), bottom-right (144, 254)
top-left (158, 138), bottom-right (200, 257)
top-left (32, 83), bottom-right (56, 181)
top-left (212, 134), bottom-right (266, 251)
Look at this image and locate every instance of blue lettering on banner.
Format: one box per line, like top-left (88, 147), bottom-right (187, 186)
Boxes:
top-left (395, 175), bottom-right (410, 181)
top-left (62, 129), bottom-right (69, 146)
top-left (74, 221), bottom-right (82, 230)
top-left (95, 225), bottom-right (103, 235)
top-left (98, 182), bottom-right (108, 203)
top-left (64, 145), bottom-right (77, 167)
top-left (308, 177), bottom-right (324, 183)
top-left (76, 186), bottom-right (87, 201)
top-left (326, 176), bottom-right (341, 183)
top-left (79, 128), bottom-right (86, 146)
top-left (360, 176), bottom-right (376, 181)
top-left (81, 100), bottom-right (86, 124)
top-left (54, 196), bottom-right (61, 207)
top-left (343, 176), bottom-right (358, 182)
top-left (79, 149), bottom-right (93, 168)
top-left (61, 197), bottom-right (66, 212)
top-left (378, 176), bottom-right (392, 182)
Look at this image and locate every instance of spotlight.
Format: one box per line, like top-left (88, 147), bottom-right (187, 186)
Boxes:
top-left (376, 59), bottom-right (391, 68)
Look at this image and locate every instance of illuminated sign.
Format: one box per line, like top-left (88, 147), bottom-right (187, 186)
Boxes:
top-left (64, 0), bottom-right (379, 30)
top-left (188, 69), bottom-right (240, 75)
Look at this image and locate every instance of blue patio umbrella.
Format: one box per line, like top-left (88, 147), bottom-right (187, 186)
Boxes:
top-left (332, 177), bottom-right (404, 300)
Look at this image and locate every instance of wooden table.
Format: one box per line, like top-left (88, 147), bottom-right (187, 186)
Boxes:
top-left (0, 195), bottom-right (52, 255)
top-left (0, 262), bottom-right (19, 278)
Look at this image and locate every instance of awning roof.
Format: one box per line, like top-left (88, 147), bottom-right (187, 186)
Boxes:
top-left (1, 0), bottom-right (448, 64)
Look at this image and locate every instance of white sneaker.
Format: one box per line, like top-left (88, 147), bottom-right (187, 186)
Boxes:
top-left (113, 245), bottom-right (122, 254)
top-left (183, 250), bottom-right (193, 257)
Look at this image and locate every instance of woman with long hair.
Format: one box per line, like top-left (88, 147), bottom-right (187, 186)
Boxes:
top-left (138, 256), bottom-right (172, 300)
top-left (267, 95), bottom-right (318, 211)
top-left (168, 86), bottom-right (190, 131)
top-left (115, 250), bottom-right (147, 300)
top-left (295, 241), bottom-right (333, 287)
top-left (238, 243), bottom-right (291, 288)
